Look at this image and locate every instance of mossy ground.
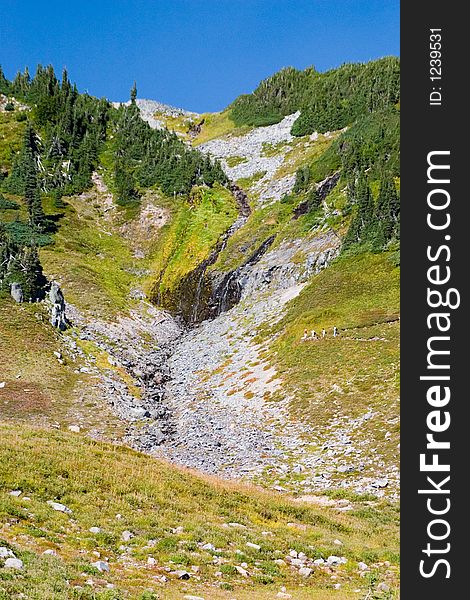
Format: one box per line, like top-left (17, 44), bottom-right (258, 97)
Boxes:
top-left (192, 110), bottom-right (252, 146)
top-left (147, 184), bottom-right (238, 303)
top-left (0, 110), bottom-right (26, 171)
top-left (0, 425), bottom-right (399, 599)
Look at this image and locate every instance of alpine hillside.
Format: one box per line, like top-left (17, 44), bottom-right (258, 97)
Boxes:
top-left (0, 59), bottom-right (400, 599)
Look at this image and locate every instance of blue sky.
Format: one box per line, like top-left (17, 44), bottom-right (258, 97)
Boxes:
top-left (0, 0), bottom-right (399, 113)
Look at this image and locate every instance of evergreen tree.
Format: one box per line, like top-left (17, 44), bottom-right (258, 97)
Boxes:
top-left (23, 148), bottom-right (47, 231)
top-left (342, 176), bottom-right (374, 250)
top-left (130, 81), bottom-right (137, 104)
top-left (0, 65), bottom-right (10, 94)
top-left (21, 245), bottom-right (47, 300)
top-left (114, 160), bottom-right (140, 206)
top-left (372, 174), bottom-right (400, 250)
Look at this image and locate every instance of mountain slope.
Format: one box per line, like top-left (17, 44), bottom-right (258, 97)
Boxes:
top-left (1, 59), bottom-right (400, 598)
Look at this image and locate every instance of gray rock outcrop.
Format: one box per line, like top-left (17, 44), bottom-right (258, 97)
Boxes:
top-left (49, 282), bottom-right (68, 331)
top-left (10, 282), bottom-right (23, 303)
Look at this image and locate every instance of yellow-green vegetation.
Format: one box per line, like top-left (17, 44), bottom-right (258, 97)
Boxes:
top-left (39, 194), bottom-right (144, 316)
top-left (0, 110), bottom-right (27, 170)
top-left (148, 184), bottom-right (238, 302)
top-left (0, 425), bottom-right (399, 599)
top-left (261, 140), bottom-right (289, 157)
top-left (260, 252), bottom-right (400, 468)
top-left (212, 201), bottom-right (292, 272)
top-left (225, 155), bottom-right (248, 168)
top-left (235, 170), bottom-right (266, 190)
top-left (192, 110), bottom-right (251, 146)
top-left (0, 301), bottom-right (124, 435)
top-left (274, 133), bottom-right (340, 180)
top-left (154, 111), bottom-right (194, 136)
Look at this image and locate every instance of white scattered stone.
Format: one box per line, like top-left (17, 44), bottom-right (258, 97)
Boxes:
top-left (68, 425), bottom-right (80, 433)
top-left (89, 527), bottom-right (101, 534)
top-left (298, 567), bottom-right (313, 578)
top-left (147, 557), bottom-right (157, 566)
top-left (0, 381), bottom-right (5, 388)
top-left (0, 547), bottom-right (15, 559)
top-left (202, 543), bottom-right (216, 551)
top-left (326, 555), bottom-right (342, 566)
top-left (274, 559), bottom-right (287, 567)
top-left (333, 539), bottom-right (343, 546)
top-left (121, 530), bottom-right (134, 541)
top-left (47, 501), bottom-right (72, 514)
top-left (174, 570), bottom-right (190, 580)
top-left (235, 565), bottom-right (249, 577)
top-left (276, 593), bottom-right (292, 599)
top-left (372, 478), bottom-right (389, 488)
top-left (92, 560), bottom-right (109, 572)
top-left (313, 558), bottom-right (325, 566)
top-left (183, 596), bottom-right (205, 600)
top-left (377, 583), bottom-right (390, 593)
top-left (358, 561), bottom-right (369, 571)
top-left (333, 583), bottom-right (342, 589)
top-left (228, 522), bottom-right (247, 529)
top-left (9, 490), bottom-right (22, 497)
top-left (43, 549), bottom-right (57, 556)
top-left (4, 558), bottom-right (23, 569)
top-left (289, 550), bottom-right (298, 558)
top-left (246, 542), bottom-right (261, 551)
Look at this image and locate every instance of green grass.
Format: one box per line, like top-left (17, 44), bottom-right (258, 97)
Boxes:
top-left (192, 110), bottom-right (251, 146)
top-left (258, 251), bottom-right (400, 472)
top-left (148, 184), bottom-right (238, 301)
top-left (0, 301), bottom-right (125, 436)
top-left (225, 155), bottom-right (248, 168)
top-left (235, 170), bottom-right (266, 190)
top-left (211, 201), bottom-right (292, 272)
top-left (0, 111), bottom-right (27, 172)
top-left (0, 424), bottom-right (399, 599)
top-left (39, 193), bottom-right (144, 316)
top-left (154, 112), bottom-right (194, 137)
top-left (274, 132), bottom-right (339, 181)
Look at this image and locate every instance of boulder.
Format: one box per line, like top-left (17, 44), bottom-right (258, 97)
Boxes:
top-left (4, 558), bottom-right (23, 569)
top-left (49, 282), bottom-right (68, 331)
top-left (121, 530), bottom-right (134, 542)
top-left (47, 501), bottom-right (72, 515)
top-left (92, 560), bottom-right (109, 573)
top-left (0, 547), bottom-right (14, 559)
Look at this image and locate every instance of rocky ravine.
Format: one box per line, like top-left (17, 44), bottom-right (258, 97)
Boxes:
top-left (53, 109), bottom-right (398, 500)
top-left (62, 225), bottom-right (398, 500)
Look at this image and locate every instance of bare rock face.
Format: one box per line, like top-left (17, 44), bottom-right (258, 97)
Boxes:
top-left (49, 282), bottom-right (68, 331)
top-left (10, 282), bottom-right (23, 303)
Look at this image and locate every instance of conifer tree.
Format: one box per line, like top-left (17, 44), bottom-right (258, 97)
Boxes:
top-left (0, 65), bottom-right (10, 94)
top-left (21, 244), bottom-right (47, 300)
top-left (130, 81), bottom-right (137, 104)
top-left (342, 176), bottom-right (374, 250)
